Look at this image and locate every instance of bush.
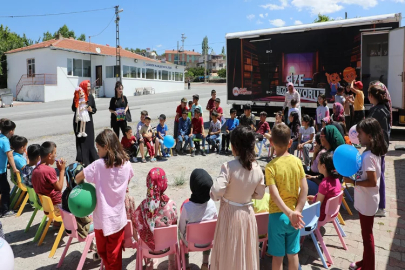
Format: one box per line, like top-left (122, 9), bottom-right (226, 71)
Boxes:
top-left (173, 172), bottom-right (186, 186)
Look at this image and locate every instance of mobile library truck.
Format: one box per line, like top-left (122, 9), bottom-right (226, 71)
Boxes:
top-left (226, 13), bottom-right (405, 125)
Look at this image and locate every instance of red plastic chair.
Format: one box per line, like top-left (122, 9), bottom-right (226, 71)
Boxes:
top-left (137, 225), bottom-right (181, 270)
top-left (314, 191), bottom-right (348, 265)
top-left (57, 208), bottom-right (95, 270)
top-left (179, 219), bottom-right (217, 270)
top-left (255, 212), bottom-right (269, 259)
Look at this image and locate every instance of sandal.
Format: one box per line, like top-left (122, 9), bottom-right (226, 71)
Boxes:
top-left (142, 159), bottom-right (147, 163)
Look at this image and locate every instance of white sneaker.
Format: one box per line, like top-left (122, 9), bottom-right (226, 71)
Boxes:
top-left (77, 133), bottom-right (82, 138)
top-left (82, 132), bottom-right (87, 137)
top-left (375, 208), bottom-right (386, 217)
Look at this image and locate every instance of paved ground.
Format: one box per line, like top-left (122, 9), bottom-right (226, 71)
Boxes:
top-left (1, 83), bottom-right (404, 269)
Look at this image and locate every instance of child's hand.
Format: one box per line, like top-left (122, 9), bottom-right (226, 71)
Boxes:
top-left (288, 210), bottom-right (305, 229)
top-left (56, 158), bottom-right (66, 171)
top-left (307, 195), bottom-right (315, 202)
top-left (343, 177), bottom-right (354, 184)
top-left (131, 141), bottom-right (135, 145)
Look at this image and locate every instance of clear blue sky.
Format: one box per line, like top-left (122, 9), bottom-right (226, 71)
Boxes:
top-left (1, 0), bottom-right (405, 55)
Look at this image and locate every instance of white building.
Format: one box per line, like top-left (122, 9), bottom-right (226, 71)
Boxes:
top-left (5, 37), bottom-right (185, 102)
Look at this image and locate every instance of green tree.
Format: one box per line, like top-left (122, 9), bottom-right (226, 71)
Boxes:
top-left (218, 68), bottom-right (226, 78)
top-left (313, 14), bottom-right (334, 23)
top-left (42, 31), bottom-right (53, 41)
top-left (202, 36), bottom-right (209, 56)
top-left (221, 46), bottom-right (225, 55)
top-left (185, 70), bottom-right (194, 79)
top-left (77, 34), bottom-right (86, 41)
top-left (54, 24), bottom-right (76, 39)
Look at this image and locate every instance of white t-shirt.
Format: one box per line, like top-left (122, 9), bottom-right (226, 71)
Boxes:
top-left (354, 150), bottom-right (381, 216)
top-left (316, 105), bottom-right (329, 124)
top-left (136, 121), bottom-right (144, 140)
top-left (210, 119), bottom-right (221, 133)
top-left (299, 126), bottom-right (315, 143)
top-left (288, 108), bottom-right (299, 117)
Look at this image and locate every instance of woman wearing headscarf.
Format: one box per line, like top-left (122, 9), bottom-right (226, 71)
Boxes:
top-left (306, 125), bottom-right (345, 195)
top-left (332, 102), bottom-right (345, 123)
top-left (72, 80), bottom-right (98, 166)
top-left (282, 82), bottom-right (301, 123)
top-left (134, 168), bottom-right (178, 270)
top-left (179, 169), bottom-right (218, 270)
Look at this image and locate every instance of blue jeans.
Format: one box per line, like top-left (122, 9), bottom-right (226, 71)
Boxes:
top-left (177, 135), bottom-right (190, 151)
top-left (159, 139), bottom-right (165, 154)
top-left (206, 134), bottom-right (221, 151)
top-left (190, 134), bottom-right (205, 149)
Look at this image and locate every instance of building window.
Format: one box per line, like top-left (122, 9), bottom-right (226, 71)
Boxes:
top-left (162, 70), bottom-right (168, 80)
top-left (130, 66), bottom-right (137, 78)
top-left (67, 59), bottom-right (73, 76)
top-left (106, 66), bottom-right (120, 78)
top-left (219, 63), bottom-right (223, 68)
top-left (146, 68), bottom-right (154, 79)
top-left (83, 60), bottom-right (91, 77)
top-left (123, 65), bottom-right (130, 78)
top-left (175, 72), bottom-right (180, 81)
top-left (154, 70), bottom-right (159, 80)
top-left (27, 58), bottom-right (35, 77)
top-left (168, 54), bottom-right (171, 62)
top-left (73, 59), bottom-right (82, 76)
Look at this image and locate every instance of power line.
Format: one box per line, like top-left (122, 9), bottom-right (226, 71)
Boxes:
top-left (89, 13), bottom-right (115, 38)
top-left (0, 7), bottom-right (114, 18)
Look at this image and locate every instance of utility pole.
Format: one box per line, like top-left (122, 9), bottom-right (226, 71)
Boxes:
top-left (177, 41), bottom-right (179, 66)
top-left (115, 6), bottom-right (123, 82)
top-left (180, 34), bottom-right (186, 66)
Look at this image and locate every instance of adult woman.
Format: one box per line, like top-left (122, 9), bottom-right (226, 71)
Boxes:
top-left (306, 125), bottom-right (345, 195)
top-left (72, 80), bottom-right (98, 166)
top-left (109, 81), bottom-right (129, 138)
top-left (210, 126), bottom-right (265, 270)
top-left (134, 168), bottom-right (178, 270)
top-left (282, 82), bottom-right (301, 124)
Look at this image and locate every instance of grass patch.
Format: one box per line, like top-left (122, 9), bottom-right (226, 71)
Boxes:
top-left (173, 172), bottom-right (186, 186)
top-left (387, 230), bottom-right (392, 233)
top-left (377, 222), bottom-right (384, 226)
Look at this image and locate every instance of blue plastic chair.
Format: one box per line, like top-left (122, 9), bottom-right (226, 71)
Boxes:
top-left (300, 201), bottom-right (328, 269)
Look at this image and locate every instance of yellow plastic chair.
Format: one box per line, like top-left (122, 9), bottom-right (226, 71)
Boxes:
top-left (341, 183), bottom-right (353, 216)
top-left (37, 195), bottom-right (65, 258)
top-left (15, 172), bottom-right (29, 216)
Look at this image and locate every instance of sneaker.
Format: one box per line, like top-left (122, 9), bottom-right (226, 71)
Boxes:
top-left (201, 263), bottom-right (209, 270)
top-left (151, 158), bottom-right (156, 163)
top-left (130, 157), bottom-right (138, 163)
top-left (77, 133), bottom-right (82, 138)
top-left (93, 252), bottom-right (101, 261)
top-left (156, 156), bottom-right (162, 160)
top-left (349, 262), bottom-right (359, 270)
top-left (82, 132), bottom-right (87, 137)
top-left (173, 150), bottom-right (178, 156)
top-left (375, 208), bottom-right (386, 217)
top-left (1, 210), bottom-right (15, 218)
top-left (201, 150), bottom-right (206, 156)
top-left (142, 159), bottom-right (147, 163)
top-left (191, 150), bottom-right (195, 157)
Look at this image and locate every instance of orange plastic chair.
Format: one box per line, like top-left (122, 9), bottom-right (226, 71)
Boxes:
top-left (37, 195), bottom-right (65, 258)
top-left (256, 212), bottom-right (270, 259)
top-left (15, 172), bottom-right (29, 216)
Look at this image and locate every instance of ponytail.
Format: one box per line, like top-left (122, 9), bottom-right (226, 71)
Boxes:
top-left (368, 85), bottom-right (389, 105)
top-left (302, 114), bottom-right (314, 127)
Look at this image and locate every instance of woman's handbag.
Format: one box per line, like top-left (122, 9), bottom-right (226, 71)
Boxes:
top-left (126, 109), bottom-right (132, 122)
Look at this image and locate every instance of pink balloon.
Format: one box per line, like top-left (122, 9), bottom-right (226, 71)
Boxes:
top-left (349, 125), bottom-right (359, 144)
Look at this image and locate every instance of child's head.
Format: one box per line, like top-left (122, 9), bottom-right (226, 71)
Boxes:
top-left (188, 101), bottom-right (193, 108)
top-left (270, 124), bottom-right (292, 149)
top-left (259, 111), bottom-right (267, 122)
top-left (10, 135), bottom-right (28, 154)
top-left (194, 108), bottom-right (201, 118)
top-left (193, 94), bottom-right (199, 103)
top-left (243, 104), bottom-right (251, 115)
top-left (159, 114), bottom-right (166, 125)
top-left (124, 126), bottom-right (133, 138)
top-left (354, 81), bottom-right (363, 91)
top-left (0, 118), bottom-right (9, 131)
top-left (144, 115), bottom-right (151, 126)
top-left (182, 110), bottom-right (188, 120)
top-left (215, 98), bottom-right (221, 108)
top-left (356, 118), bottom-right (388, 156)
top-left (189, 169), bottom-right (213, 204)
top-left (291, 99), bottom-right (298, 108)
top-left (275, 111), bottom-right (283, 123)
top-left (27, 144), bottom-right (41, 165)
top-left (337, 86), bottom-right (344, 94)
top-left (140, 110), bottom-right (148, 122)
top-left (318, 151), bottom-right (339, 178)
top-left (1, 120), bottom-right (16, 137)
top-left (211, 89), bottom-right (216, 99)
top-left (95, 129), bottom-right (128, 168)
top-left (368, 84), bottom-right (389, 106)
top-left (315, 132), bottom-right (323, 148)
top-left (301, 114), bottom-right (314, 127)
top-left (211, 111), bottom-right (218, 122)
top-left (181, 98), bottom-right (187, 108)
top-left (40, 141), bottom-right (57, 165)
top-left (317, 94), bottom-right (327, 106)
top-left (230, 126), bottom-right (256, 170)
top-left (289, 111), bottom-right (299, 126)
top-left (230, 108), bottom-right (237, 118)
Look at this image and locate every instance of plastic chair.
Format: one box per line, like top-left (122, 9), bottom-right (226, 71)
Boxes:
top-left (15, 172), bottom-right (30, 216)
top-left (137, 225), bottom-right (181, 270)
top-left (180, 220), bottom-right (217, 270)
top-left (37, 195), bottom-right (65, 258)
top-left (341, 183), bottom-right (353, 216)
top-left (314, 191), bottom-right (348, 265)
top-left (300, 202), bottom-right (328, 269)
top-left (57, 208), bottom-right (95, 270)
top-left (255, 212), bottom-right (269, 258)
top-left (25, 187), bottom-right (47, 238)
top-left (9, 171), bottom-right (23, 210)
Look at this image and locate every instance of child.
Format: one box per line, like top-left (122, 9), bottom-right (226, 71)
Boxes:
top-left (309, 133), bottom-right (327, 175)
top-left (188, 101), bottom-right (193, 112)
top-left (206, 112), bottom-right (222, 153)
top-left (156, 114), bottom-right (170, 158)
top-left (267, 111), bottom-right (285, 158)
top-left (190, 108), bottom-right (206, 156)
top-left (121, 126), bottom-right (138, 163)
top-left (179, 169), bottom-right (218, 270)
top-left (297, 115), bottom-right (315, 171)
top-left (206, 90), bottom-right (216, 119)
top-left (75, 129), bottom-right (134, 270)
top-left (344, 118), bottom-right (388, 270)
top-left (332, 102), bottom-right (345, 123)
top-left (239, 104), bottom-right (256, 129)
top-left (191, 94), bottom-right (203, 118)
top-left (316, 94), bottom-right (329, 132)
top-left (0, 118), bottom-right (9, 134)
top-left (307, 151), bottom-right (341, 221)
top-left (335, 86), bottom-right (346, 106)
top-left (136, 110), bottom-right (148, 160)
top-left (288, 111), bottom-right (301, 155)
top-left (351, 80), bottom-right (365, 126)
top-left (213, 98), bottom-right (224, 124)
top-left (141, 115), bottom-right (156, 163)
top-left (255, 111), bottom-right (270, 141)
top-left (0, 120), bottom-right (18, 217)
top-left (175, 98), bottom-right (189, 147)
top-left (266, 124), bottom-right (308, 270)
top-left (288, 99), bottom-right (299, 117)
top-left (11, 135), bottom-right (28, 172)
top-left (210, 126), bottom-right (265, 270)
top-left (221, 108), bottom-right (239, 153)
top-left (177, 110), bottom-right (192, 155)
top-left (344, 85), bottom-right (355, 129)
top-left (31, 142), bottom-right (66, 215)
top-left (22, 144), bottom-right (41, 187)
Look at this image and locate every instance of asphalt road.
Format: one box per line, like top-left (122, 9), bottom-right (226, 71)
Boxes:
top-left (1, 84), bottom-right (227, 139)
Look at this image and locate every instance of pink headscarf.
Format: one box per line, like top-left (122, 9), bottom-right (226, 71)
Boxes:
top-left (332, 102), bottom-right (345, 122)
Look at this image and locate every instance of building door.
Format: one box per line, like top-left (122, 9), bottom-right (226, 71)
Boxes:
top-left (96, 66), bottom-right (102, 86)
top-left (388, 28), bottom-right (405, 109)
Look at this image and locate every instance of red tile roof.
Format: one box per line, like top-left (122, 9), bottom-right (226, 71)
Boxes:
top-left (165, 49), bottom-right (201, 56)
top-left (6, 38), bottom-right (157, 62)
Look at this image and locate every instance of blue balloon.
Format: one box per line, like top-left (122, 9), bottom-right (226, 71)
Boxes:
top-left (163, 135), bottom-right (175, 148)
top-left (333, 144), bottom-right (362, 177)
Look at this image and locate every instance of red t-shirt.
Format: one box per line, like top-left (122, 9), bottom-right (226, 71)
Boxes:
top-left (175, 105), bottom-right (189, 122)
top-left (192, 117), bottom-right (204, 134)
top-left (206, 99), bottom-right (215, 111)
top-left (213, 106), bottom-right (224, 121)
top-left (32, 163), bottom-right (62, 205)
top-left (256, 121), bottom-right (270, 135)
top-left (121, 135), bottom-right (136, 149)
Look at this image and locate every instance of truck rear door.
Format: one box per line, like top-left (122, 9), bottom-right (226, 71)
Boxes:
top-left (388, 27), bottom-right (405, 109)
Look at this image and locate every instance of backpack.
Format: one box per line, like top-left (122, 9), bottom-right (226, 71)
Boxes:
top-left (62, 163), bottom-right (84, 212)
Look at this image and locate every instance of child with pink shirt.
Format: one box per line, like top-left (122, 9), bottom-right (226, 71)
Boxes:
top-left (76, 129), bottom-right (134, 269)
